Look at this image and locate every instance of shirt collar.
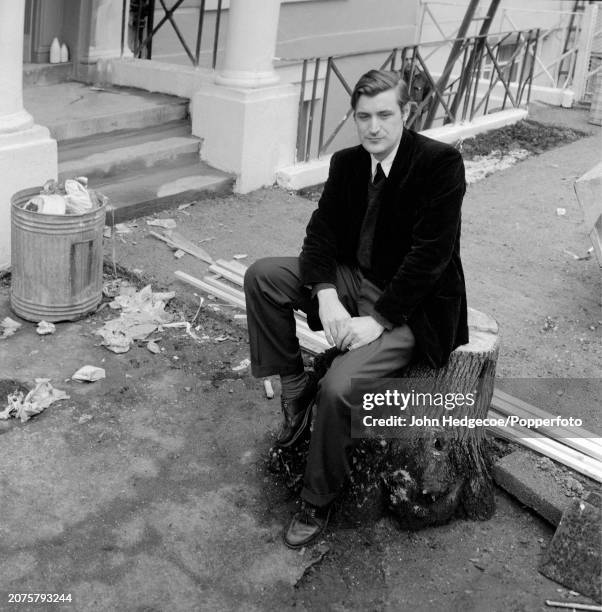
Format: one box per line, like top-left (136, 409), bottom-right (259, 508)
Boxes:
top-left (370, 134), bottom-right (402, 179)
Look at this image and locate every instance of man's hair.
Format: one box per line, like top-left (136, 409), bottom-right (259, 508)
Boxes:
top-left (350, 69), bottom-right (411, 112)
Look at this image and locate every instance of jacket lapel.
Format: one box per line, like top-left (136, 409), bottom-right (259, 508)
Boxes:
top-left (380, 127), bottom-right (416, 205)
top-left (349, 145), bottom-right (371, 220)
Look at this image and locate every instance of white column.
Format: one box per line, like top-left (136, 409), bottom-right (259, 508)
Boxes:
top-left (0, 0), bottom-right (34, 134)
top-left (192, 0), bottom-right (298, 193)
top-left (216, 0), bottom-right (281, 88)
top-left (0, 0), bottom-right (57, 269)
top-left (88, 0), bottom-right (133, 62)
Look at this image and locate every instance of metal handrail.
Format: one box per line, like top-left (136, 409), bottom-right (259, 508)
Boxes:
top-left (293, 29), bottom-right (539, 163)
top-left (122, 0), bottom-right (223, 68)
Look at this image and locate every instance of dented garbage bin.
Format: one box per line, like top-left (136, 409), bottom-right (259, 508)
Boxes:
top-left (10, 186), bottom-right (106, 322)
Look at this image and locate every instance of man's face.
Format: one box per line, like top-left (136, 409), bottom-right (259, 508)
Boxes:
top-left (354, 88), bottom-right (408, 161)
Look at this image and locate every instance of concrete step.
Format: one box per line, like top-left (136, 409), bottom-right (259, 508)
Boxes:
top-left (23, 62), bottom-right (74, 87)
top-left (58, 120), bottom-right (200, 182)
top-left (96, 160), bottom-right (234, 225)
top-left (24, 82), bottom-right (188, 142)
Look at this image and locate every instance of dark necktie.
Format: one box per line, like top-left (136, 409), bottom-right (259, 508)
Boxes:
top-left (373, 162), bottom-right (385, 185)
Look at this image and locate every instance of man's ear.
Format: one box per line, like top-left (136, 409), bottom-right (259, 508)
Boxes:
top-left (401, 102), bottom-right (412, 122)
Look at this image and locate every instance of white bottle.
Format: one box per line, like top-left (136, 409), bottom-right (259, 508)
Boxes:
top-left (60, 42), bottom-right (69, 63)
top-left (49, 37), bottom-right (61, 64)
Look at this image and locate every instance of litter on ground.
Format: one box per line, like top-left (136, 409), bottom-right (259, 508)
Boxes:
top-left (147, 340), bottom-right (161, 354)
top-left (72, 365), bottom-right (106, 382)
top-left (36, 321), bottom-right (56, 335)
top-left (96, 284), bottom-right (175, 353)
top-left (114, 223), bottom-right (134, 234)
top-left (0, 378), bottom-right (70, 422)
top-left (232, 358), bottom-right (251, 372)
top-left (0, 317), bottom-right (22, 339)
top-left (264, 379), bottom-right (274, 399)
top-left (146, 218), bottom-right (177, 229)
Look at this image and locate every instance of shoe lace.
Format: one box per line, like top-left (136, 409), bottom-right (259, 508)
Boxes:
top-left (300, 502), bottom-right (318, 521)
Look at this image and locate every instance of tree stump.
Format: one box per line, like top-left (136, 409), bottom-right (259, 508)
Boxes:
top-left (269, 307), bottom-right (500, 530)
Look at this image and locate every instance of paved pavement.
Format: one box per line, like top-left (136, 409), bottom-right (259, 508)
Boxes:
top-left (0, 104), bottom-right (600, 611)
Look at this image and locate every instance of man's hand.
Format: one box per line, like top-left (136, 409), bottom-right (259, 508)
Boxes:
top-left (336, 316), bottom-right (384, 351)
top-left (317, 288), bottom-right (351, 346)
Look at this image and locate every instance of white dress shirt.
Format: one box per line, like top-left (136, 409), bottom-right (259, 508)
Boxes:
top-left (370, 137), bottom-right (402, 180)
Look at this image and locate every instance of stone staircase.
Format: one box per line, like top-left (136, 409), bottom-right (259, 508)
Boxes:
top-left (23, 68), bottom-right (233, 225)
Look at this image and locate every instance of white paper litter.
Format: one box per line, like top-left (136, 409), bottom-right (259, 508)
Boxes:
top-left (96, 284), bottom-right (175, 353)
top-left (556, 207), bottom-right (567, 216)
top-left (232, 254), bottom-right (248, 260)
top-left (147, 218), bottom-right (177, 229)
top-left (232, 358), bottom-right (251, 372)
top-left (72, 365), bottom-right (106, 382)
top-left (0, 378), bottom-right (70, 422)
top-left (0, 317), bottom-right (22, 339)
top-left (36, 320), bottom-right (56, 335)
top-left (263, 379), bottom-right (274, 399)
top-left (161, 320), bottom-right (201, 341)
top-left (147, 340), bottom-right (161, 354)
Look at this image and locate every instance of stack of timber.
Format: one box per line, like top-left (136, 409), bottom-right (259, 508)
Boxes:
top-left (489, 389), bottom-right (602, 483)
top-left (175, 261), bottom-right (602, 485)
top-left (175, 259), bottom-right (330, 354)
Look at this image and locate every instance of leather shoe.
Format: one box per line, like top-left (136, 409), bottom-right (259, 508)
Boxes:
top-left (283, 502), bottom-right (331, 549)
top-left (276, 374), bottom-right (317, 448)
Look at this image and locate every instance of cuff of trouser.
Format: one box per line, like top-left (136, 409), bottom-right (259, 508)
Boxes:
top-left (301, 486), bottom-right (339, 508)
top-left (251, 354), bottom-right (305, 378)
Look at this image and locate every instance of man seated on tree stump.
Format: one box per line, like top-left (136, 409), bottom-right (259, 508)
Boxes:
top-left (244, 69), bottom-right (468, 549)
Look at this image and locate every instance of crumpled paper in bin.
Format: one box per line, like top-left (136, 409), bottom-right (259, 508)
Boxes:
top-left (0, 378), bottom-right (70, 422)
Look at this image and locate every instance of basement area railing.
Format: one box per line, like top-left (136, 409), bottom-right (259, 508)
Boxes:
top-left (122, 0), bottom-right (224, 68)
top-left (287, 29), bottom-right (539, 163)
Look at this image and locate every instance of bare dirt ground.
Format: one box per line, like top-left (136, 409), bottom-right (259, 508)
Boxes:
top-left (102, 106), bottom-right (599, 610)
top-left (1, 104), bottom-right (600, 611)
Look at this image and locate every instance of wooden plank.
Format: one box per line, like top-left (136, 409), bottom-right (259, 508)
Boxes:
top-left (492, 388), bottom-right (602, 462)
top-left (150, 230), bottom-right (213, 264)
top-left (487, 410), bottom-right (602, 483)
top-left (209, 263), bottom-right (245, 287)
top-left (215, 258), bottom-right (248, 278)
top-left (202, 275), bottom-right (248, 303)
top-left (493, 388), bottom-right (599, 437)
top-left (175, 271), bottom-right (246, 309)
top-left (295, 325), bottom-right (329, 354)
top-left (176, 270), bottom-right (329, 354)
top-left (207, 266), bottom-right (320, 344)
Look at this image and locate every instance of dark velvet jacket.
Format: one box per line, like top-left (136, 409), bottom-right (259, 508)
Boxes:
top-left (299, 128), bottom-right (469, 368)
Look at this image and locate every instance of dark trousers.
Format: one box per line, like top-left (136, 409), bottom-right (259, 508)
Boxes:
top-left (244, 257), bottom-right (415, 507)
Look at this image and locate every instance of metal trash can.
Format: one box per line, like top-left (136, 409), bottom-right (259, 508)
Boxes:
top-left (10, 186), bottom-right (106, 322)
